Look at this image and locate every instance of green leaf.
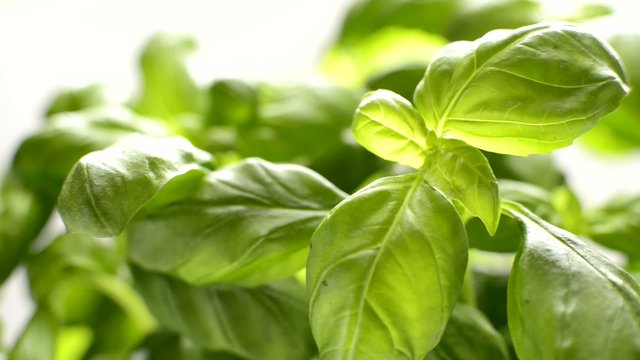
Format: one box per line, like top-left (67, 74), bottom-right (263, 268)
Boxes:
top-left (128, 158), bottom-right (346, 286)
top-left (337, 0), bottom-right (462, 44)
top-left (466, 213), bottom-right (522, 253)
top-left (323, 27), bottom-right (445, 88)
top-left (414, 22), bottom-right (628, 155)
top-left (586, 194), bottom-right (640, 259)
top-left (446, 0), bottom-right (541, 41)
top-left (45, 84), bottom-right (110, 117)
top-left (422, 136), bottom-right (500, 234)
top-left (366, 64), bottom-right (426, 101)
top-left (237, 85), bottom-right (359, 164)
top-left (582, 33), bottom-right (640, 152)
top-left (13, 106), bottom-right (166, 197)
top-left (353, 89), bottom-right (428, 169)
top-left (133, 34), bottom-right (204, 122)
top-left (0, 173), bottom-right (54, 284)
top-left (426, 304), bottom-right (509, 360)
top-left (132, 266), bottom-right (315, 360)
top-left (505, 202), bottom-right (640, 359)
top-left (307, 174), bottom-right (468, 358)
top-left (484, 152), bottom-right (565, 190)
top-left (206, 79), bottom-right (257, 127)
top-left (9, 308), bottom-right (58, 360)
top-left (58, 135), bottom-right (212, 238)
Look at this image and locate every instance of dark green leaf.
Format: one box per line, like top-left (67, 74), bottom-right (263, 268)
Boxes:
top-left (423, 136), bottom-right (500, 234)
top-left (505, 202), bottom-right (640, 359)
top-left (58, 135), bottom-right (213, 238)
top-left (426, 304), bottom-right (509, 360)
top-left (414, 23), bottom-right (628, 155)
top-left (307, 174), bottom-right (468, 358)
top-left (128, 158), bottom-right (346, 286)
top-left (353, 89), bottom-right (428, 168)
top-left (132, 266), bottom-right (315, 360)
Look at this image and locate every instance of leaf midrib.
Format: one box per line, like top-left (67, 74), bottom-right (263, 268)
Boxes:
top-left (345, 175), bottom-right (423, 359)
top-left (434, 26), bottom-right (548, 136)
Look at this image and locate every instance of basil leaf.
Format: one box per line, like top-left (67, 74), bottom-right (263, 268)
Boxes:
top-left (0, 173), bottom-right (54, 284)
top-left (132, 267), bottom-right (315, 360)
top-left (337, 0), bottom-right (462, 44)
top-left (414, 22), bottom-right (628, 155)
top-left (446, 0), bottom-right (541, 41)
top-left (134, 34), bottom-right (204, 122)
top-left (582, 33), bottom-right (640, 152)
top-left (237, 85), bottom-right (358, 164)
top-left (323, 28), bottom-right (445, 88)
top-left (58, 135), bottom-right (212, 238)
top-left (45, 84), bottom-right (110, 117)
top-left (128, 158), bottom-right (346, 286)
top-left (307, 174), bottom-right (467, 358)
top-left (426, 304), bottom-right (509, 360)
top-left (206, 79), bottom-right (257, 127)
top-left (466, 213), bottom-right (522, 253)
top-left (505, 202), bottom-right (640, 359)
top-left (423, 136), bottom-right (500, 234)
top-left (484, 152), bottom-right (565, 190)
top-left (13, 107), bottom-right (165, 197)
top-left (353, 89), bottom-right (428, 168)
top-left (366, 64), bottom-right (426, 100)
top-left (9, 308), bottom-right (57, 360)
top-left (586, 194), bottom-right (640, 259)
top-left (26, 233), bottom-right (155, 358)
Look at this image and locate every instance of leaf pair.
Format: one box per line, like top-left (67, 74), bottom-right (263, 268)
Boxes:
top-left (354, 22), bottom-right (628, 160)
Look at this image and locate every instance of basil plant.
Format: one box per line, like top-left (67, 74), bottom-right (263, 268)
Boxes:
top-left (4, 21), bottom-right (640, 360)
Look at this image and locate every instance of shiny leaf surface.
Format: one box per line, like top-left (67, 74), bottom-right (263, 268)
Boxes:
top-left (353, 89), bottom-right (428, 169)
top-left (307, 174), bottom-right (467, 359)
top-left (128, 158), bottom-right (346, 286)
top-left (58, 135), bottom-right (212, 238)
top-left (506, 202), bottom-right (640, 359)
top-left (414, 23), bottom-right (628, 155)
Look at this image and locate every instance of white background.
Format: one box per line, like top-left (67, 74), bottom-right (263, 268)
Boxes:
top-left (1, 0), bottom-right (640, 352)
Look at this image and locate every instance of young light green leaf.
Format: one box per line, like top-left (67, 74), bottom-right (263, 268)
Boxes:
top-left (9, 308), bottom-right (57, 360)
top-left (353, 89), bottom-right (428, 168)
top-left (132, 266), bottom-right (315, 360)
top-left (422, 136), bottom-right (499, 234)
top-left (58, 134), bottom-right (213, 238)
top-left (505, 202), bottom-right (640, 359)
top-left (307, 174), bottom-right (468, 359)
top-left (426, 304), bottom-right (509, 360)
top-left (128, 158), bottom-right (346, 286)
top-left (133, 34), bottom-right (204, 121)
top-left (414, 22), bottom-right (628, 155)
